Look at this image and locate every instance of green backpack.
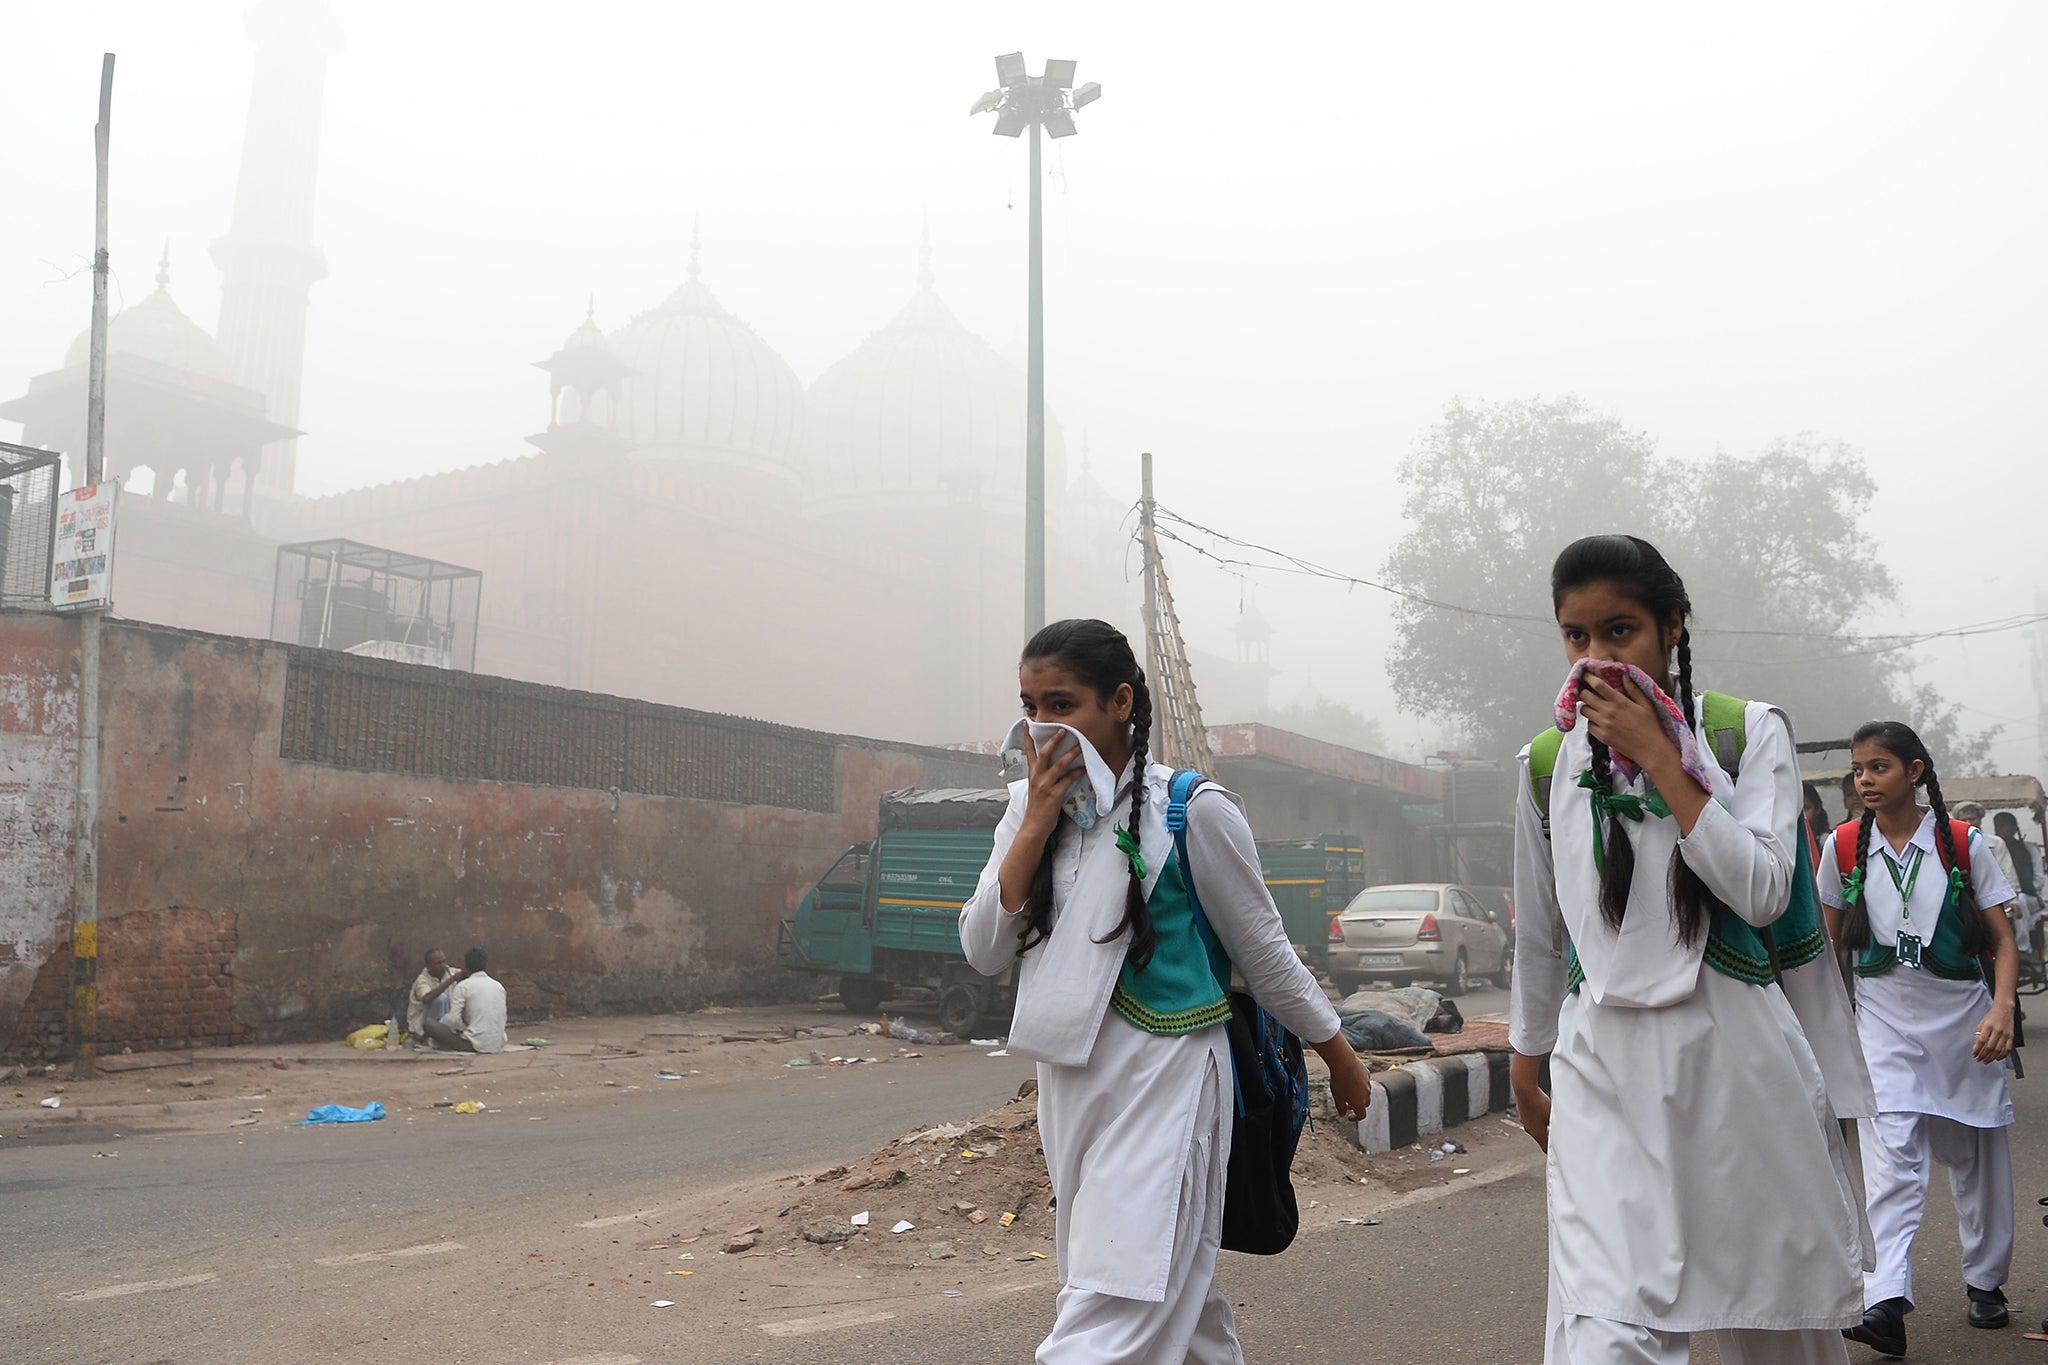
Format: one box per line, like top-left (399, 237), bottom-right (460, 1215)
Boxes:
top-left (1527, 691), bottom-right (1827, 988)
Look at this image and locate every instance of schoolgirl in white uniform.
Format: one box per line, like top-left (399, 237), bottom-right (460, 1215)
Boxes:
top-left (1510, 535), bottom-right (1868, 1365)
top-left (1816, 720), bottom-right (2020, 1355)
top-left (959, 619), bottom-right (1375, 1365)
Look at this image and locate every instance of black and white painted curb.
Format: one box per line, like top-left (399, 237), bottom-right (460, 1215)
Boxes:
top-left (1344, 1052), bottom-right (1514, 1155)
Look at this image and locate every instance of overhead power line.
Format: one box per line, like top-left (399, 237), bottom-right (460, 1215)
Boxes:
top-left (1144, 506), bottom-right (2048, 661)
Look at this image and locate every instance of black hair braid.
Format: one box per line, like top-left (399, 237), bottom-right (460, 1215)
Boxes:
top-left (1662, 626), bottom-right (1717, 947)
top-left (1016, 835), bottom-right (1058, 958)
top-left (1840, 807), bottom-right (1878, 951)
top-left (1095, 673), bottom-right (1159, 969)
top-left (1922, 767), bottom-right (1991, 956)
top-left (1588, 737), bottom-right (1635, 932)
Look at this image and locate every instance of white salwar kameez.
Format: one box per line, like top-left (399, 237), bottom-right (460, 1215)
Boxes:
top-left (1512, 701), bottom-right (1867, 1364)
top-left (1816, 814), bottom-right (2016, 1308)
top-left (962, 761), bottom-right (1339, 1365)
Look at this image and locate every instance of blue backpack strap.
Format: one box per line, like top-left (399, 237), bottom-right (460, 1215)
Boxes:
top-left (1168, 769), bottom-right (1249, 1117)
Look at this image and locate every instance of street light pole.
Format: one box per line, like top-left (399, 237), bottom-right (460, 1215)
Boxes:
top-left (972, 54), bottom-right (1101, 640)
top-left (1024, 116), bottom-right (1044, 637)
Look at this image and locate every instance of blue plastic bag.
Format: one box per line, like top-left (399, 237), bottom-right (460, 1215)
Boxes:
top-left (297, 1101), bottom-right (387, 1126)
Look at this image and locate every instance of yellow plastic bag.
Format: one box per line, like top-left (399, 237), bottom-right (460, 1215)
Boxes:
top-left (347, 1023), bottom-right (390, 1050)
top-left (453, 1100), bottom-right (483, 1114)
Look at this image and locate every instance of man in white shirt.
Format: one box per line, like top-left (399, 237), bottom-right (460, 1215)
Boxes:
top-left (406, 948), bottom-right (460, 1042)
top-left (424, 948), bottom-right (507, 1054)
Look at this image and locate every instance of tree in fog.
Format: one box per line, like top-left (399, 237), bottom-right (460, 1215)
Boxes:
top-left (1258, 692), bottom-right (1389, 755)
top-left (1383, 396), bottom-right (1996, 769)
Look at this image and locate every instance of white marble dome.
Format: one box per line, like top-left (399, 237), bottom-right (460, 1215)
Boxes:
top-left (605, 256), bottom-right (804, 482)
top-left (67, 253), bottom-right (232, 381)
top-left (804, 260), bottom-right (1064, 515)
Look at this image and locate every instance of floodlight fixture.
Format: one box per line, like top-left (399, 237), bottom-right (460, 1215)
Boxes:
top-left (1043, 109), bottom-right (1077, 139)
top-left (1072, 81), bottom-right (1102, 109)
top-left (995, 51), bottom-right (1028, 86)
top-left (1042, 57), bottom-right (1078, 89)
top-left (992, 106), bottom-right (1029, 138)
top-left (969, 89), bottom-right (1004, 116)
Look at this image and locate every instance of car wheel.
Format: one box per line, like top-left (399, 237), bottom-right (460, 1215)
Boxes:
top-left (1331, 975), bottom-right (1361, 998)
top-left (1494, 952), bottom-right (1513, 990)
top-left (1447, 952), bottom-right (1469, 997)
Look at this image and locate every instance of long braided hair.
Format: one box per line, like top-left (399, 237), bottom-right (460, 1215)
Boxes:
top-left (1013, 620), bottom-right (1160, 969)
top-left (1551, 534), bottom-right (1722, 947)
top-left (1840, 720), bottom-right (1990, 955)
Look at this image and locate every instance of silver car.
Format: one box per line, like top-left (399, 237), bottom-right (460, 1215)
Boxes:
top-left (1326, 882), bottom-right (1512, 997)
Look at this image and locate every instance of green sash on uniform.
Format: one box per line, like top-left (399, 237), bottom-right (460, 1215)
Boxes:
top-left (1110, 848), bottom-right (1234, 1036)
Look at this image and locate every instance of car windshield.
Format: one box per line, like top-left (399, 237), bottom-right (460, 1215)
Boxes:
top-left (1344, 889), bottom-right (1438, 914)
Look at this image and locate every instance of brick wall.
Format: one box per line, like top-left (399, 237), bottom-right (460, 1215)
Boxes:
top-left (0, 613), bottom-right (995, 1058)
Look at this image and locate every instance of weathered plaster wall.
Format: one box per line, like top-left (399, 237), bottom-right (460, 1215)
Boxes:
top-left (0, 621), bottom-right (78, 1050)
top-left (1, 613), bottom-right (992, 1055)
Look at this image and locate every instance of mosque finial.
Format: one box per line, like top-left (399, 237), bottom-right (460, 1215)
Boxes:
top-left (689, 215), bottom-right (703, 281)
top-left (918, 216), bottom-right (934, 293)
top-left (585, 293), bottom-right (596, 325)
top-left (156, 241), bottom-right (171, 291)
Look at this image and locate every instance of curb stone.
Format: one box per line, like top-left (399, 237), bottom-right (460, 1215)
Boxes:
top-left (1348, 1052), bottom-right (1513, 1154)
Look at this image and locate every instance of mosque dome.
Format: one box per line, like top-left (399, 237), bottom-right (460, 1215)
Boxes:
top-left (66, 249), bottom-right (232, 381)
top-left (604, 236), bottom-right (804, 481)
top-left (804, 242), bottom-right (1065, 515)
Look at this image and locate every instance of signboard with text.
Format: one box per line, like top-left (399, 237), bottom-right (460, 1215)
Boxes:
top-left (50, 482), bottom-right (119, 611)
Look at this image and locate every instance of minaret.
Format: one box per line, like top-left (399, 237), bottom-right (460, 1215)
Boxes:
top-left (210, 0), bottom-right (343, 500)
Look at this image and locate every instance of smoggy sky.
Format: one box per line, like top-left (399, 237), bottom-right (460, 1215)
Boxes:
top-left (4, 2), bottom-right (2044, 770)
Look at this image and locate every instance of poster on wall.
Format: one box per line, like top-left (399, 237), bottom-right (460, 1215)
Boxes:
top-left (49, 482), bottom-right (119, 611)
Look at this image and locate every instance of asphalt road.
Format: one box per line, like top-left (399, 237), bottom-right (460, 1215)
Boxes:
top-left (8, 982), bottom-right (2043, 1364)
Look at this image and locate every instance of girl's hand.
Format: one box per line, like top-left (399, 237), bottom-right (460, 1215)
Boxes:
top-left (1327, 1053), bottom-right (1374, 1124)
top-left (1579, 673), bottom-right (1677, 770)
top-left (1019, 727), bottom-right (1085, 838)
top-left (1510, 1050), bottom-right (1551, 1153)
top-left (1972, 1001), bottom-right (2015, 1064)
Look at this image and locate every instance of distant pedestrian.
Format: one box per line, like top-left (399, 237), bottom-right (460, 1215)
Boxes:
top-left (1510, 534), bottom-right (1868, 1364)
top-left (1805, 781), bottom-right (1833, 849)
top-left (960, 618), bottom-right (1374, 1364)
top-left (1818, 723), bottom-right (2020, 1354)
top-left (424, 948), bottom-right (507, 1054)
top-left (1842, 772), bottom-right (1866, 823)
top-left (1991, 810), bottom-right (2039, 955)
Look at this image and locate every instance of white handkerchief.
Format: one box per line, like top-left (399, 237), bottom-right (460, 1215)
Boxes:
top-left (998, 719), bottom-right (1121, 829)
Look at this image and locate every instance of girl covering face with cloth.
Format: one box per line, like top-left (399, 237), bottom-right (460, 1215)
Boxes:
top-left (959, 618), bottom-right (1374, 1365)
top-left (1509, 535), bottom-right (1870, 1365)
top-left (1816, 721), bottom-right (2020, 1356)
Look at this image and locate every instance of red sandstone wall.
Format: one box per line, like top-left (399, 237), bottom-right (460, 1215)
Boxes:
top-left (1, 613), bottom-right (992, 1057)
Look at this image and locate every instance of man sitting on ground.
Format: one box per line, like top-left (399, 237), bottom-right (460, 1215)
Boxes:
top-left (407, 948), bottom-right (461, 1045)
top-left (423, 949), bottom-right (507, 1054)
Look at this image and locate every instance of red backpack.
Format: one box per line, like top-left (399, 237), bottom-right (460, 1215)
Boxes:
top-left (1831, 819), bottom-right (1971, 881)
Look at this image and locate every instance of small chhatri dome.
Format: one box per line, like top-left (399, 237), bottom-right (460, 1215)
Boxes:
top-left (604, 221), bottom-right (804, 479)
top-left (66, 244), bottom-right (233, 381)
top-left (805, 232), bottom-right (1065, 514)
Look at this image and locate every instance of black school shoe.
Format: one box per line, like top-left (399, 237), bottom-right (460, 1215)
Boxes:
top-left (1966, 1285), bottom-right (2010, 1329)
top-left (1844, 1297), bottom-right (1910, 1357)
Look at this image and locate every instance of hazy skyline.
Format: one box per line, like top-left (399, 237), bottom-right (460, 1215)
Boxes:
top-left (5, 2), bottom-right (2044, 770)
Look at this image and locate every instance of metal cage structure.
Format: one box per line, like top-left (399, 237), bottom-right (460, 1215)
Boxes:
top-left (0, 442), bottom-right (62, 605)
top-left (271, 538), bottom-right (482, 671)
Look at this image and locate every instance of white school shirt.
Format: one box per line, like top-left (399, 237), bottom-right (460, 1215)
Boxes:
top-left (1511, 699), bottom-right (1802, 1046)
top-left (1817, 812), bottom-right (2013, 1126)
top-left (959, 761), bottom-right (1339, 1067)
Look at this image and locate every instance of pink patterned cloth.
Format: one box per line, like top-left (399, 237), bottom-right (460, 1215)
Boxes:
top-left (1553, 659), bottom-right (1714, 795)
